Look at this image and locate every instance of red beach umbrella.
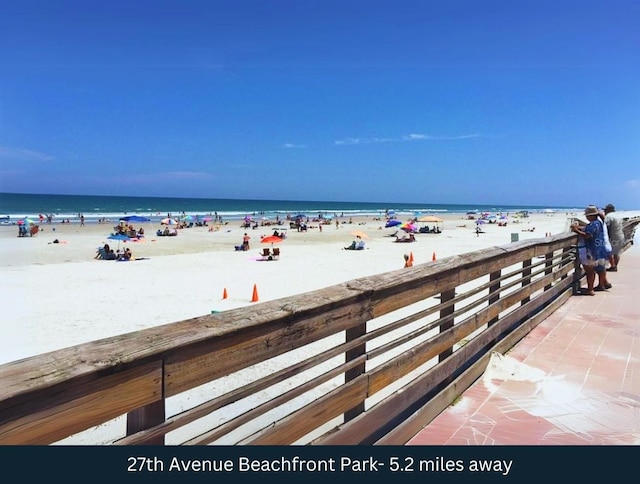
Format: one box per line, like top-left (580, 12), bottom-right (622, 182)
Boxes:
top-left (261, 235), bottom-right (283, 245)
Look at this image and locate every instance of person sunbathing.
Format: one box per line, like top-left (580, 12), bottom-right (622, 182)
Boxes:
top-left (344, 240), bottom-right (357, 250)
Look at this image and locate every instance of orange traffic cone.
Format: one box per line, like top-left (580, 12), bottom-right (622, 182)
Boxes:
top-left (409, 251), bottom-right (414, 263)
top-left (222, 288), bottom-right (228, 299)
top-left (432, 251), bottom-right (437, 261)
top-left (251, 284), bottom-right (259, 302)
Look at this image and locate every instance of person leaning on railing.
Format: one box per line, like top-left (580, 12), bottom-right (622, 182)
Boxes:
top-left (604, 203), bottom-right (624, 272)
top-left (571, 205), bottom-right (611, 296)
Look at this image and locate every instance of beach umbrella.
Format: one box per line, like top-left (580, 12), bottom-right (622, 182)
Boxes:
top-left (161, 218), bottom-right (178, 225)
top-left (385, 219), bottom-right (402, 228)
top-left (400, 222), bottom-right (416, 233)
top-left (120, 215), bottom-right (150, 223)
top-left (350, 230), bottom-right (369, 239)
top-left (17, 217), bottom-right (36, 225)
top-left (417, 215), bottom-right (443, 223)
top-left (107, 233), bottom-right (131, 250)
top-left (261, 235), bottom-right (283, 246)
top-left (475, 219), bottom-right (486, 224)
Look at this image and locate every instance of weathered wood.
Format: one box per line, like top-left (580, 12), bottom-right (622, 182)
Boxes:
top-left (374, 284), bottom-right (573, 445)
top-left (0, 361), bottom-right (161, 444)
top-left (164, 299), bottom-right (370, 396)
top-left (315, 279), bottom-right (574, 445)
top-left (184, 355), bottom-right (368, 445)
top-left (245, 377), bottom-right (369, 445)
top-left (344, 322), bottom-right (367, 421)
top-left (118, 328), bottom-right (374, 444)
top-left (127, 399), bottom-right (165, 445)
top-left (438, 289), bottom-right (456, 362)
top-left (0, 232), bottom-right (585, 445)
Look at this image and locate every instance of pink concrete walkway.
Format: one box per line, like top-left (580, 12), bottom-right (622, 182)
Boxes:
top-left (408, 245), bottom-right (640, 445)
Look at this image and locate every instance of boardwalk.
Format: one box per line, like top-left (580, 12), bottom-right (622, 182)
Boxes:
top-left (408, 245), bottom-right (640, 445)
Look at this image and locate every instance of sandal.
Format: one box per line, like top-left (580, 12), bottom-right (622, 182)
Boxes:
top-left (594, 283), bottom-right (612, 291)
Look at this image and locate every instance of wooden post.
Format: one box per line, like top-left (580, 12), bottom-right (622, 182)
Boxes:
top-left (544, 252), bottom-right (554, 291)
top-left (560, 246), bottom-right (572, 281)
top-left (344, 323), bottom-right (367, 422)
top-left (573, 245), bottom-right (583, 294)
top-left (488, 270), bottom-right (501, 327)
top-left (521, 258), bottom-right (532, 306)
top-left (126, 399), bottom-right (166, 445)
top-left (438, 289), bottom-right (456, 362)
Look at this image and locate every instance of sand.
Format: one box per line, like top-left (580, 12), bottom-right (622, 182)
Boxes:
top-left (0, 210), bottom-right (581, 366)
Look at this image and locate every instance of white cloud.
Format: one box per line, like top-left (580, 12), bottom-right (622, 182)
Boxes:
top-left (335, 133), bottom-right (480, 145)
top-left (403, 133), bottom-right (481, 141)
top-left (283, 143), bottom-right (306, 148)
top-left (625, 179), bottom-right (639, 188)
top-left (0, 146), bottom-right (53, 162)
top-left (334, 138), bottom-right (361, 145)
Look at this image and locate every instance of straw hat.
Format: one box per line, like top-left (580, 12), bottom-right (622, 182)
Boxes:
top-left (584, 205), bottom-right (599, 217)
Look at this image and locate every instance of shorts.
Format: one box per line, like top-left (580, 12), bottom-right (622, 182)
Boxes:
top-left (610, 241), bottom-right (623, 256)
top-left (578, 247), bottom-right (606, 270)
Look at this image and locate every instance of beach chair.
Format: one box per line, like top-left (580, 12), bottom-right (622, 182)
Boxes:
top-left (260, 247), bottom-right (271, 257)
top-left (272, 247), bottom-right (280, 259)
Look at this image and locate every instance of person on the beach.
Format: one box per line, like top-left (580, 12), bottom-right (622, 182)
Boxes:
top-left (242, 233), bottom-right (250, 251)
top-left (344, 240), bottom-right (357, 250)
top-left (604, 203), bottom-right (624, 271)
top-left (571, 205), bottom-right (611, 295)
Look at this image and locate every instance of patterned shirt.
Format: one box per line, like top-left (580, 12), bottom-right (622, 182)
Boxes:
top-left (584, 218), bottom-right (608, 261)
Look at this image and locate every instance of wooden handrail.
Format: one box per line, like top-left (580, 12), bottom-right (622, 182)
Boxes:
top-left (1, 218), bottom-right (638, 445)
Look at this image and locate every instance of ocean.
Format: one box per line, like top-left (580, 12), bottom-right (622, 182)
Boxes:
top-left (0, 192), bottom-right (575, 224)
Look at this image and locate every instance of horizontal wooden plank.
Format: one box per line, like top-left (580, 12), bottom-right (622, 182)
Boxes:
top-left (245, 377), bottom-right (369, 445)
top-left (165, 300), bottom-right (371, 397)
top-left (0, 361), bottom-right (162, 444)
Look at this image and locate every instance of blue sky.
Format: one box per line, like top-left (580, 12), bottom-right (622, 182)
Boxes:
top-left (1, 0), bottom-right (639, 209)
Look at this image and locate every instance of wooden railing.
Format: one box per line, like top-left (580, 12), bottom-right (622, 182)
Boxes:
top-left (1, 219), bottom-right (638, 446)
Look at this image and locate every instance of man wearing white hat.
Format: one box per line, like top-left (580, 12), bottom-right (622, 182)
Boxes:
top-left (604, 203), bottom-right (624, 272)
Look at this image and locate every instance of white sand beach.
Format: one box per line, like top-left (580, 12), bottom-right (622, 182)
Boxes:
top-left (0, 210), bottom-right (584, 366)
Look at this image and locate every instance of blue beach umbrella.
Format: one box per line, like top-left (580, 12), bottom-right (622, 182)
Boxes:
top-left (120, 215), bottom-right (151, 223)
top-left (385, 219), bottom-right (402, 228)
top-left (107, 233), bottom-right (131, 250)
